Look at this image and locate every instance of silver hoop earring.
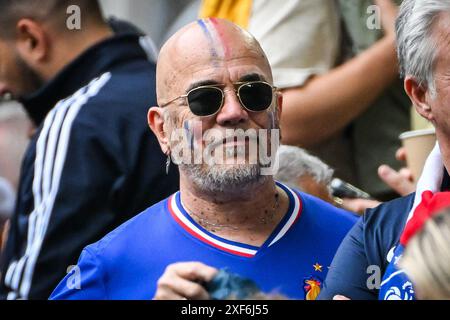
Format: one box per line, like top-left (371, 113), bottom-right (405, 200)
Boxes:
top-left (165, 152), bottom-right (171, 175)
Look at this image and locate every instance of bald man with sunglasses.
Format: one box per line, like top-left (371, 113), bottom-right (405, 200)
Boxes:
top-left (50, 19), bottom-right (357, 300)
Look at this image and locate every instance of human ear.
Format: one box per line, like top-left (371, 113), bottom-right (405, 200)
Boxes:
top-left (404, 76), bottom-right (433, 121)
top-left (276, 91), bottom-right (283, 116)
top-left (148, 106), bottom-right (171, 154)
top-left (15, 19), bottom-right (49, 65)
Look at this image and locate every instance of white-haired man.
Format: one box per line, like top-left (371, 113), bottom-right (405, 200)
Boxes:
top-left (320, 0), bottom-right (450, 300)
top-left (275, 145), bottom-right (335, 203)
top-left (50, 18), bottom-right (357, 300)
top-left (275, 145), bottom-right (381, 214)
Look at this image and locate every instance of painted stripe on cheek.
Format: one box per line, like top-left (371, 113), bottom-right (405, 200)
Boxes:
top-left (183, 120), bottom-right (195, 151)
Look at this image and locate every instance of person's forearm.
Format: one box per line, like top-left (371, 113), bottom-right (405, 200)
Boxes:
top-left (281, 35), bottom-right (399, 147)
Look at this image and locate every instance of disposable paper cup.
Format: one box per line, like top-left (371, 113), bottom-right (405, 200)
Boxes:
top-left (399, 128), bottom-right (436, 181)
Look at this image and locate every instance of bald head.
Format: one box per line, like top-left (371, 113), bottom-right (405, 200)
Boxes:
top-left (156, 18), bottom-right (272, 105)
top-left (148, 19), bottom-right (281, 194)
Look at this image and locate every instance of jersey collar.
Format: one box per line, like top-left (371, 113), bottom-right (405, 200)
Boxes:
top-left (168, 181), bottom-right (302, 258)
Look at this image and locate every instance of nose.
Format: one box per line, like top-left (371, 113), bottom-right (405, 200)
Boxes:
top-left (215, 88), bottom-right (249, 126)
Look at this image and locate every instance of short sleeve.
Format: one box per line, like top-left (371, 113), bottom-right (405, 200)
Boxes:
top-left (248, 0), bottom-right (341, 88)
top-left (318, 194), bottom-right (414, 300)
top-left (318, 217), bottom-right (378, 300)
top-left (49, 248), bottom-right (107, 300)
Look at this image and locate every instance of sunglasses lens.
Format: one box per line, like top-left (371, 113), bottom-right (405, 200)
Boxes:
top-left (187, 87), bottom-right (223, 116)
top-left (238, 82), bottom-right (273, 112)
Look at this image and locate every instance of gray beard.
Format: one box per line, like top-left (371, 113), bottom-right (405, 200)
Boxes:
top-left (181, 163), bottom-right (269, 194)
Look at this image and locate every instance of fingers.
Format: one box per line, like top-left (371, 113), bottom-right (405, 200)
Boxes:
top-left (1, 219), bottom-right (10, 253)
top-left (398, 167), bottom-right (414, 180)
top-left (395, 147), bottom-right (407, 162)
top-left (378, 165), bottom-right (415, 196)
top-left (153, 262), bottom-right (218, 300)
top-left (155, 276), bottom-right (210, 300)
top-left (172, 262), bottom-right (218, 282)
top-left (333, 295), bottom-right (351, 300)
top-left (154, 289), bottom-right (187, 300)
top-left (341, 198), bottom-right (381, 215)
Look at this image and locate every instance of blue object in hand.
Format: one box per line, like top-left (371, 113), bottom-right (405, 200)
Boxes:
top-left (205, 268), bottom-right (261, 300)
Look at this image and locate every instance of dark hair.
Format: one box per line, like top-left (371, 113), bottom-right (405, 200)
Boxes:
top-left (0, 0), bottom-right (104, 38)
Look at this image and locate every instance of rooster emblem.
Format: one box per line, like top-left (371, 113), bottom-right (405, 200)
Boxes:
top-left (304, 277), bottom-right (322, 300)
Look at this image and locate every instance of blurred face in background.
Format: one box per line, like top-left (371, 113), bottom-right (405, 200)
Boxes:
top-left (297, 174), bottom-right (333, 203)
top-left (0, 39), bottom-right (43, 101)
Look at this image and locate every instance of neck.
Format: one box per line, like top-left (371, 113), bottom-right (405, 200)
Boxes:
top-left (40, 24), bottom-right (113, 81)
top-left (179, 172), bottom-right (289, 246)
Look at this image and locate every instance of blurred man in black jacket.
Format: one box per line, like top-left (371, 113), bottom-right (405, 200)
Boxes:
top-left (0, 0), bottom-right (179, 299)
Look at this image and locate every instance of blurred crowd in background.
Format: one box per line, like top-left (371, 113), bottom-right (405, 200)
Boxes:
top-left (0, 0), bottom-right (448, 300)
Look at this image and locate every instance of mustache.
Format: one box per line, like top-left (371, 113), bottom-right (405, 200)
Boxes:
top-left (204, 130), bottom-right (259, 152)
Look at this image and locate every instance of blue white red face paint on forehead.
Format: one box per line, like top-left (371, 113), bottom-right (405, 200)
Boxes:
top-left (196, 18), bottom-right (233, 66)
top-left (194, 18), bottom-right (272, 86)
top-left (209, 17), bottom-right (232, 60)
top-left (196, 19), bottom-right (220, 64)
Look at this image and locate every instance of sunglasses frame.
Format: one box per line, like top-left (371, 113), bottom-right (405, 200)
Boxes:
top-left (160, 81), bottom-right (278, 117)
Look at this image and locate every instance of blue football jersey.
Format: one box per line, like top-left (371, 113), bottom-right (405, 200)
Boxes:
top-left (50, 182), bottom-right (357, 300)
top-left (379, 245), bottom-right (416, 300)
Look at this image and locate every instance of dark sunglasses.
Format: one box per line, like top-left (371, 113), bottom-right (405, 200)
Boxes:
top-left (160, 81), bottom-right (277, 117)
